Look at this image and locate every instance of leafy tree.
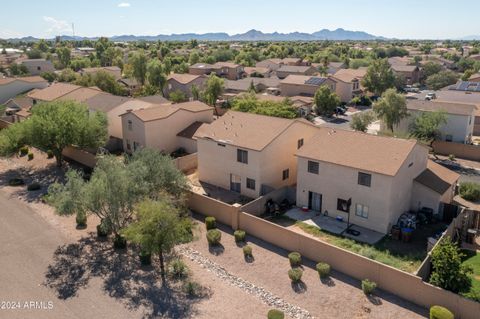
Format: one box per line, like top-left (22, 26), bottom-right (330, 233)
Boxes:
top-left (313, 86), bottom-right (340, 116)
top-left (91, 71), bottom-right (127, 96)
top-left (362, 58), bottom-right (396, 96)
top-left (9, 63), bottom-right (28, 76)
top-left (462, 69), bottom-right (475, 81)
top-left (146, 59), bottom-right (167, 93)
top-left (350, 110), bottom-right (376, 132)
top-left (169, 90), bottom-right (188, 103)
top-left (56, 46), bottom-right (71, 68)
top-left (69, 57), bottom-right (91, 71)
top-left (422, 62), bottom-right (443, 78)
top-left (36, 39), bottom-right (50, 52)
top-left (129, 50), bottom-right (148, 85)
top-left (429, 237), bottom-right (472, 293)
top-left (426, 71), bottom-right (459, 90)
top-left (0, 100), bottom-right (108, 166)
top-left (57, 68), bottom-right (78, 82)
top-left (204, 74), bottom-right (224, 106)
top-left (409, 110), bottom-right (447, 146)
top-left (122, 198), bottom-right (191, 278)
top-left (191, 84), bottom-right (200, 100)
top-left (231, 94), bottom-right (298, 119)
top-left (40, 71), bottom-right (57, 83)
top-left (373, 88), bottom-right (408, 132)
top-left (26, 48), bottom-right (43, 59)
top-left (189, 51), bottom-right (200, 65)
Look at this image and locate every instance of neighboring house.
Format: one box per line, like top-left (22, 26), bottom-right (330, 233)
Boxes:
top-left (448, 81), bottom-right (480, 93)
top-left (295, 128), bottom-right (456, 234)
top-left (164, 73), bottom-right (206, 98)
top-left (20, 59), bottom-right (55, 75)
top-left (331, 67), bottom-right (367, 103)
top-left (469, 54), bottom-right (480, 61)
top-left (225, 79), bottom-right (264, 94)
top-left (468, 73), bottom-right (480, 82)
top-left (279, 75), bottom-right (336, 97)
top-left (189, 62), bottom-right (244, 80)
top-left (79, 66), bottom-right (122, 80)
top-left (312, 62), bottom-right (346, 75)
top-left (0, 76), bottom-right (48, 104)
top-left (386, 100), bottom-right (476, 144)
top-left (391, 64), bottom-right (421, 85)
top-left (256, 58), bottom-right (283, 71)
top-left (255, 93), bottom-right (314, 117)
top-left (28, 82), bottom-right (84, 102)
top-left (195, 111), bottom-right (319, 198)
top-left (276, 65), bottom-right (317, 79)
top-left (243, 67), bottom-right (271, 78)
top-left (117, 78), bottom-right (140, 94)
top-left (120, 101), bottom-right (213, 154)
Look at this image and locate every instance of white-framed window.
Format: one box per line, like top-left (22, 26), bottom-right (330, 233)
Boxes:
top-left (358, 172), bottom-right (371, 187)
top-left (237, 149), bottom-right (248, 164)
top-left (246, 178), bottom-right (256, 190)
top-left (355, 203), bottom-right (369, 219)
top-left (127, 120), bottom-right (133, 131)
top-left (308, 161), bottom-right (319, 174)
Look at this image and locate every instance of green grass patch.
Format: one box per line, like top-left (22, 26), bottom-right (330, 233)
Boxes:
top-left (460, 250), bottom-right (480, 301)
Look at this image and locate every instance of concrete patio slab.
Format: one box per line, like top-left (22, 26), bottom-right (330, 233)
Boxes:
top-left (344, 224), bottom-right (385, 245)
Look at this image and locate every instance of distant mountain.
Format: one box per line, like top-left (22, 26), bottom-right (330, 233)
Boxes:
top-left (457, 35), bottom-right (480, 41)
top-left (3, 28), bottom-right (386, 42)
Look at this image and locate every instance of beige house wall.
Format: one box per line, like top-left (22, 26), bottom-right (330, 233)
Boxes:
top-left (333, 80), bottom-right (360, 103)
top-left (121, 112), bottom-right (147, 152)
top-left (21, 60), bottom-right (55, 75)
top-left (432, 140), bottom-right (480, 161)
top-left (0, 80), bottom-right (48, 104)
top-left (177, 136), bottom-right (198, 154)
top-left (280, 80), bottom-right (336, 97)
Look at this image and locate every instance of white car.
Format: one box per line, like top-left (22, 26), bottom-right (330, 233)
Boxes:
top-left (425, 93), bottom-right (437, 100)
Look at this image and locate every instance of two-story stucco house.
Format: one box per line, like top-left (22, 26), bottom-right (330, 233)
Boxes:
top-left (164, 73), bottom-right (207, 98)
top-left (331, 68), bottom-right (367, 103)
top-left (120, 101), bottom-right (213, 154)
top-left (189, 62), bottom-right (244, 80)
top-left (386, 100), bottom-right (476, 144)
top-left (295, 128), bottom-right (458, 234)
top-left (20, 59), bottom-right (55, 75)
top-left (279, 75), bottom-right (336, 97)
top-left (195, 111), bottom-right (319, 198)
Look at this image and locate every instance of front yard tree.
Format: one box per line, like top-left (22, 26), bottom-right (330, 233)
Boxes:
top-left (0, 100), bottom-right (108, 167)
top-left (313, 86), bottom-right (340, 117)
top-left (409, 110), bottom-right (447, 146)
top-left (429, 237), bottom-right (472, 293)
top-left (122, 199), bottom-right (191, 279)
top-left (426, 70), bottom-right (459, 90)
top-left (373, 88), bottom-right (408, 132)
top-left (146, 59), bottom-right (167, 94)
top-left (204, 74), bottom-right (224, 106)
top-left (362, 58), bottom-right (396, 96)
top-left (129, 50), bottom-right (148, 86)
top-left (350, 110), bottom-right (376, 132)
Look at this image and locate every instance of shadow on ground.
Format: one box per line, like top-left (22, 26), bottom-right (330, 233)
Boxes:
top-left (44, 234), bottom-right (208, 319)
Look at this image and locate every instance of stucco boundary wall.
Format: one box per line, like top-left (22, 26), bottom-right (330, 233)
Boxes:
top-left (240, 186), bottom-right (293, 216)
top-left (173, 153), bottom-right (198, 173)
top-left (187, 192), bottom-right (480, 318)
top-left (62, 146), bottom-right (97, 168)
top-left (433, 140), bottom-right (480, 161)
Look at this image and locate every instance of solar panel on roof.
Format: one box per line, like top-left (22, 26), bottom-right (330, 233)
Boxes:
top-left (305, 77), bottom-right (326, 86)
top-left (458, 82), bottom-right (470, 90)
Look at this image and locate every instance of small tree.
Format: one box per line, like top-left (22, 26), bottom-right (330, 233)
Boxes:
top-left (426, 71), bottom-right (459, 90)
top-left (313, 86), bottom-right (340, 117)
top-left (122, 199), bottom-right (191, 279)
top-left (169, 90), bottom-right (188, 103)
top-left (146, 59), bottom-right (167, 94)
top-left (429, 237), bottom-right (472, 293)
top-left (373, 88), bottom-right (408, 132)
top-left (191, 84), bottom-right (200, 100)
top-left (204, 74), bottom-right (224, 106)
top-left (409, 110), bottom-right (447, 146)
top-left (362, 58), bottom-right (396, 96)
top-left (129, 50), bottom-right (148, 86)
top-left (350, 110), bottom-right (376, 132)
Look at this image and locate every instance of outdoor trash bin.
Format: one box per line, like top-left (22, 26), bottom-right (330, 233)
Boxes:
top-left (401, 228), bottom-right (413, 242)
top-left (391, 225), bottom-right (401, 240)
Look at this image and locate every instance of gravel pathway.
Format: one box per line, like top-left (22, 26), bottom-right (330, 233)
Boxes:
top-left (178, 246), bottom-right (313, 319)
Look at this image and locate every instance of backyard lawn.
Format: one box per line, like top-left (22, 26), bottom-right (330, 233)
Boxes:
top-left (461, 250), bottom-right (480, 301)
top-left (272, 216), bottom-right (446, 273)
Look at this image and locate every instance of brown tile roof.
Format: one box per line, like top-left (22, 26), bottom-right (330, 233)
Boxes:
top-left (167, 73), bottom-right (202, 85)
top-left (137, 95), bottom-right (170, 105)
top-left (83, 93), bottom-right (132, 113)
top-left (0, 76), bottom-right (46, 85)
top-left (195, 111), bottom-right (314, 151)
top-left (277, 65), bottom-right (315, 73)
top-left (28, 83), bottom-right (82, 101)
top-left (213, 62), bottom-right (240, 68)
top-left (58, 87), bottom-right (103, 102)
top-left (125, 100), bottom-right (211, 122)
top-left (296, 128), bottom-right (419, 176)
top-left (176, 121), bottom-right (205, 139)
top-left (282, 58), bottom-right (302, 64)
top-left (391, 64), bottom-right (419, 72)
top-left (16, 109), bottom-right (31, 118)
top-left (332, 68), bottom-right (367, 83)
top-left (407, 100), bottom-right (476, 116)
top-left (0, 78), bottom-right (16, 85)
top-left (468, 73), bottom-right (480, 81)
top-left (243, 67), bottom-right (270, 75)
top-left (414, 160), bottom-right (459, 194)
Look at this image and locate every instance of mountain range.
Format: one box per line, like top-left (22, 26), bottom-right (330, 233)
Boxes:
top-left (3, 28), bottom-right (387, 42)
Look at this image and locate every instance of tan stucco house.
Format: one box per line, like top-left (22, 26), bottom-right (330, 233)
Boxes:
top-left (195, 111), bottom-right (319, 198)
top-left (20, 59), bottom-right (55, 75)
top-left (164, 73), bottom-right (206, 98)
top-left (189, 62), bottom-right (244, 80)
top-left (276, 65), bottom-right (317, 79)
top-left (79, 66), bottom-right (122, 80)
top-left (331, 68), bottom-right (367, 103)
top-left (279, 75), bottom-right (336, 97)
top-left (121, 100), bottom-right (213, 154)
top-left (295, 128), bottom-right (458, 234)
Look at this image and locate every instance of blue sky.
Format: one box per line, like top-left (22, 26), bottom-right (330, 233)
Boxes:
top-left (1, 0), bottom-right (478, 39)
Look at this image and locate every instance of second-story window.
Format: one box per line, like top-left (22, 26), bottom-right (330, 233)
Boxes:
top-left (282, 169), bottom-right (289, 180)
top-left (297, 138), bottom-right (304, 149)
top-left (127, 120), bottom-right (133, 131)
top-left (358, 172), bottom-right (371, 187)
top-left (308, 161), bottom-right (319, 174)
top-left (237, 149), bottom-right (248, 164)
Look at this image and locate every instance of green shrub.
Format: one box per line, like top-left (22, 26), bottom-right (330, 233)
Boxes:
top-left (169, 259), bottom-right (189, 279)
top-left (362, 279), bottom-right (377, 295)
top-left (316, 262), bottom-right (331, 278)
top-left (288, 252), bottom-right (302, 267)
top-left (113, 234), bottom-right (127, 249)
top-left (75, 212), bottom-right (87, 227)
top-left (8, 178), bottom-right (25, 186)
top-left (27, 152), bottom-right (34, 160)
top-left (96, 219), bottom-right (111, 237)
top-left (206, 229), bottom-right (221, 245)
top-left (139, 250), bottom-right (151, 265)
top-left (448, 154), bottom-right (455, 161)
top-left (27, 182), bottom-right (41, 191)
top-left (459, 182), bottom-right (480, 201)
top-left (243, 245), bottom-right (253, 257)
top-left (288, 268), bottom-right (303, 283)
top-left (19, 146), bottom-right (28, 156)
top-left (234, 229), bottom-right (246, 242)
top-left (47, 150), bottom-right (54, 159)
top-left (267, 309), bottom-right (285, 319)
top-left (205, 216), bottom-right (216, 230)
top-left (183, 281), bottom-right (202, 297)
top-left (429, 305), bottom-right (454, 319)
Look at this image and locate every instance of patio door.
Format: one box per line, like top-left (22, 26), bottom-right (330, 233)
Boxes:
top-left (230, 174), bottom-right (241, 193)
top-left (308, 191), bottom-right (322, 212)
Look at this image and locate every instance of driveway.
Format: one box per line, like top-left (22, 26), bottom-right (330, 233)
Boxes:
top-left (0, 190), bottom-right (140, 319)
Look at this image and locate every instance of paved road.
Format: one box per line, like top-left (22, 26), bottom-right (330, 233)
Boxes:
top-left (0, 190), bottom-right (139, 319)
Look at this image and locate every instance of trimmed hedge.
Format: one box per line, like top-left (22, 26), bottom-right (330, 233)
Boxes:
top-left (362, 279), bottom-right (377, 295)
top-left (205, 216), bottom-right (216, 230)
top-left (19, 146), bottom-right (28, 156)
top-left (429, 306), bottom-right (454, 319)
top-left (316, 262), bottom-right (331, 278)
top-left (243, 245), bottom-right (253, 257)
top-left (288, 252), bottom-right (302, 267)
top-left (267, 309), bottom-right (285, 319)
top-left (288, 268), bottom-right (303, 282)
top-left (75, 212), bottom-right (87, 227)
top-left (96, 219), bottom-right (110, 237)
top-left (27, 182), bottom-right (41, 191)
top-left (47, 150), bottom-right (54, 159)
top-left (234, 229), bottom-right (246, 242)
top-left (27, 152), bottom-right (34, 161)
top-left (206, 229), bottom-right (221, 245)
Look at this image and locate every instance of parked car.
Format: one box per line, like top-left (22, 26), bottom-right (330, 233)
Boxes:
top-left (425, 92), bottom-right (437, 100)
